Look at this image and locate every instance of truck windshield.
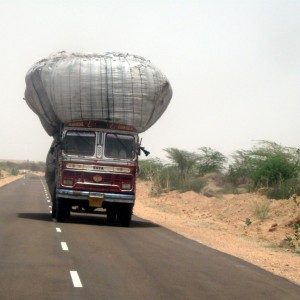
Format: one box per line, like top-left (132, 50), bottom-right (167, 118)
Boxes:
top-left (63, 131), bottom-right (96, 156)
top-left (105, 134), bottom-right (135, 159)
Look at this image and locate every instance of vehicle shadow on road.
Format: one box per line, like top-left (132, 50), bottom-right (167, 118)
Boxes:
top-left (17, 212), bottom-right (159, 228)
top-left (17, 212), bottom-right (52, 222)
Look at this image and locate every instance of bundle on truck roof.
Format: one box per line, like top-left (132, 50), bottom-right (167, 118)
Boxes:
top-left (24, 51), bottom-right (172, 135)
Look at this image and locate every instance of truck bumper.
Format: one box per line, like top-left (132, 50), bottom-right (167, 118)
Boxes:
top-left (56, 189), bottom-right (135, 204)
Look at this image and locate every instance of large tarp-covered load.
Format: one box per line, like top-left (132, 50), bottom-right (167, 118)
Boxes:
top-left (24, 51), bottom-right (172, 135)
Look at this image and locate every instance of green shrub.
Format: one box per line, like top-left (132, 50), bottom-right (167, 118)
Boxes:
top-left (228, 141), bottom-right (300, 199)
top-left (266, 178), bottom-right (300, 200)
top-left (284, 223), bottom-right (300, 253)
top-left (175, 177), bottom-right (206, 193)
top-left (139, 143), bottom-right (300, 198)
top-left (10, 167), bottom-right (19, 176)
top-left (138, 158), bottom-right (164, 181)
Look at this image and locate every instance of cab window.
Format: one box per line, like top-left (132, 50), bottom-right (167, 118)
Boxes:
top-left (105, 134), bottom-right (135, 159)
top-left (63, 131), bottom-right (96, 156)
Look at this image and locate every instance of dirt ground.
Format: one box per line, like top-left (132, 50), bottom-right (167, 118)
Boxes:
top-left (0, 170), bottom-right (24, 187)
top-left (1, 174), bottom-right (300, 286)
top-left (134, 180), bottom-right (300, 286)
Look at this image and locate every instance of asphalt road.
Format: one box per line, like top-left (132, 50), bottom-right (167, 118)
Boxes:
top-left (0, 175), bottom-right (300, 300)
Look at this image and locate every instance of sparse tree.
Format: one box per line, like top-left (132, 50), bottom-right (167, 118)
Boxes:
top-left (196, 147), bottom-right (227, 175)
top-left (164, 148), bottom-right (198, 179)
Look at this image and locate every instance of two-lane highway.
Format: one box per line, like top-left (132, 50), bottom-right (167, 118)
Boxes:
top-left (0, 175), bottom-right (300, 299)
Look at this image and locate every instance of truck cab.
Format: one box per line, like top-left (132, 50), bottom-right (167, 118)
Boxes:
top-left (49, 121), bottom-right (141, 226)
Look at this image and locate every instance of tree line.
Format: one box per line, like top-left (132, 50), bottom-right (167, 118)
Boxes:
top-left (0, 160), bottom-right (46, 177)
top-left (138, 141), bottom-right (300, 199)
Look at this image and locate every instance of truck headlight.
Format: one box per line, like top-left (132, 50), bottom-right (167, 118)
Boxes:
top-left (63, 179), bottom-right (73, 186)
top-left (121, 183), bottom-right (132, 190)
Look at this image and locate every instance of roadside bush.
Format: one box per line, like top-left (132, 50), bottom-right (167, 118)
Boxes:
top-left (148, 166), bottom-right (180, 196)
top-left (139, 159), bottom-right (177, 195)
top-left (266, 178), bottom-right (300, 200)
top-left (284, 223), bottom-right (300, 253)
top-left (10, 167), bottom-right (19, 176)
top-left (139, 142), bottom-right (300, 198)
top-left (175, 177), bottom-right (206, 193)
top-left (139, 158), bottom-right (205, 195)
top-left (228, 141), bottom-right (300, 199)
top-left (219, 183), bottom-right (239, 195)
top-left (138, 158), bottom-right (164, 181)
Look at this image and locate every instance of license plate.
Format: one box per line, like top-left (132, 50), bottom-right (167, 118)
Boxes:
top-left (88, 197), bottom-right (104, 207)
top-left (90, 192), bottom-right (104, 198)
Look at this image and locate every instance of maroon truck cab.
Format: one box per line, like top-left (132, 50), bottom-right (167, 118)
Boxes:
top-left (50, 121), bottom-right (141, 227)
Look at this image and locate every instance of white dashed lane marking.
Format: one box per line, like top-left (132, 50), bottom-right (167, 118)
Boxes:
top-left (42, 181), bottom-right (84, 289)
top-left (61, 242), bottom-right (69, 251)
top-left (70, 271), bottom-right (83, 288)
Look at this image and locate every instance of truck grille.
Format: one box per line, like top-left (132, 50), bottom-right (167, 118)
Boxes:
top-left (62, 170), bottom-right (133, 192)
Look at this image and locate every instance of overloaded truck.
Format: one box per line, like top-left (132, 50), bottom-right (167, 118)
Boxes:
top-left (24, 52), bottom-right (172, 226)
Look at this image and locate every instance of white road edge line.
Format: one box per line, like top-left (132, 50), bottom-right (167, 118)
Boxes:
top-left (61, 242), bottom-right (69, 251)
top-left (70, 271), bottom-right (83, 288)
top-left (56, 228), bottom-right (61, 232)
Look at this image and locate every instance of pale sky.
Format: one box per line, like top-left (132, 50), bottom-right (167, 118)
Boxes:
top-left (0, 0), bottom-right (299, 162)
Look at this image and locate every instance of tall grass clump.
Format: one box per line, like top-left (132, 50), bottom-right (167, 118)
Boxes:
top-left (254, 202), bottom-right (270, 220)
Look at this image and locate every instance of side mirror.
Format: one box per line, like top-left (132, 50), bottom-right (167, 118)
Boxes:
top-left (139, 146), bottom-right (150, 157)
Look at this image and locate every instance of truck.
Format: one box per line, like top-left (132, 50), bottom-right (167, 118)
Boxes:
top-left (24, 51), bottom-right (172, 226)
top-left (46, 121), bottom-right (149, 226)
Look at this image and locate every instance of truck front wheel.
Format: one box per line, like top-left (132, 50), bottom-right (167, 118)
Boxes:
top-left (107, 207), bottom-right (117, 224)
top-left (118, 204), bottom-right (133, 227)
top-left (56, 197), bottom-right (69, 222)
top-left (51, 198), bottom-right (57, 219)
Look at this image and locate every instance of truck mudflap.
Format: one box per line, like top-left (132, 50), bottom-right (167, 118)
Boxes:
top-left (56, 189), bottom-right (135, 204)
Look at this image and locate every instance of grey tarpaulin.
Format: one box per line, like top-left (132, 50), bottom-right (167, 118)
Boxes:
top-left (24, 51), bottom-right (172, 135)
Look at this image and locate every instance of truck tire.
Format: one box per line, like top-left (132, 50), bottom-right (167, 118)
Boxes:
top-left (107, 207), bottom-right (117, 224)
top-left (51, 190), bottom-right (57, 219)
top-left (51, 198), bottom-right (57, 219)
top-left (56, 197), bottom-right (68, 222)
top-left (118, 204), bottom-right (133, 227)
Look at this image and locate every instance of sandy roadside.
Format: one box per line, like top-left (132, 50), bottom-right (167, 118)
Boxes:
top-left (134, 181), bottom-right (300, 286)
top-left (0, 175), bottom-right (24, 187)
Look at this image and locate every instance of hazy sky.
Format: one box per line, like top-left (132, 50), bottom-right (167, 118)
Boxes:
top-left (0, 0), bottom-right (299, 162)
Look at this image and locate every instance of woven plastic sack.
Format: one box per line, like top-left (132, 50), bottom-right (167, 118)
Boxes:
top-left (24, 52), bottom-right (172, 135)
